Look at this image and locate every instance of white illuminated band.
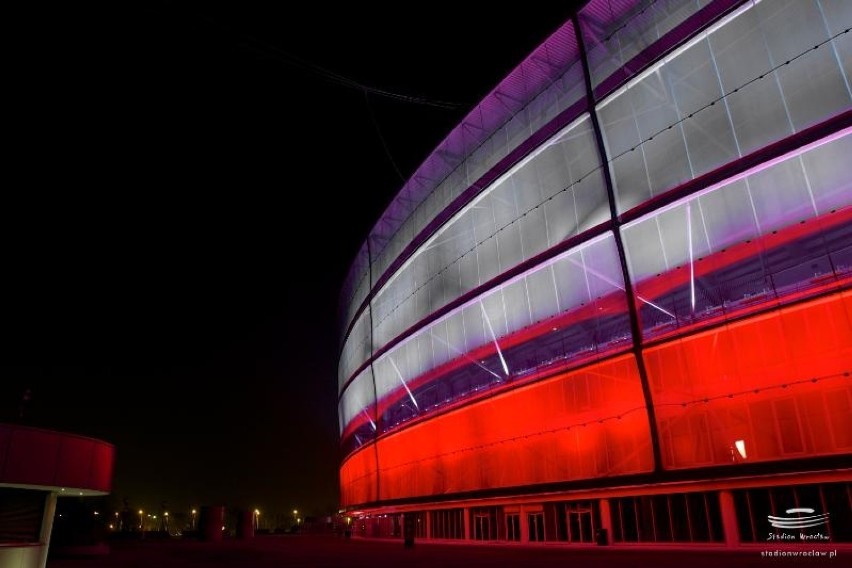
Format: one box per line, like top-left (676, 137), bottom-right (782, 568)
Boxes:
top-left (372, 115), bottom-right (593, 304)
top-left (564, 255), bottom-right (676, 319)
top-left (427, 330), bottom-right (503, 381)
top-left (596, 0), bottom-right (764, 111)
top-left (480, 301), bottom-right (510, 377)
top-left (389, 356), bottom-right (420, 411)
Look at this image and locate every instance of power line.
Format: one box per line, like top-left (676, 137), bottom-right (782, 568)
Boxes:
top-left (364, 91), bottom-right (407, 183)
top-left (201, 14), bottom-right (466, 110)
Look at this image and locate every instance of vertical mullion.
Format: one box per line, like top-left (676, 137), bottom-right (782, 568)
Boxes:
top-left (747, 491), bottom-right (757, 544)
top-left (572, 12), bottom-right (664, 473)
top-left (667, 494), bottom-right (676, 543)
top-left (704, 492), bottom-right (715, 542)
top-left (633, 498), bottom-right (641, 542)
top-left (685, 492), bottom-right (695, 543)
top-left (366, 238), bottom-right (382, 502)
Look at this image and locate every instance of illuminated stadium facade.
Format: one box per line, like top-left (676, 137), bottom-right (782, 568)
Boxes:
top-left (338, 0), bottom-right (851, 546)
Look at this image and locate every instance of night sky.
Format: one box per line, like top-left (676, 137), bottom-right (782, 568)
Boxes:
top-left (4, 3), bottom-right (579, 518)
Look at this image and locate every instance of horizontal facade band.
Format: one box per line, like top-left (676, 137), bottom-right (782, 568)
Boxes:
top-left (340, 0), bottom-right (749, 344)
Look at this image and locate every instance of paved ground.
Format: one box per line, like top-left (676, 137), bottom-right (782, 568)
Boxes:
top-left (48, 535), bottom-right (844, 568)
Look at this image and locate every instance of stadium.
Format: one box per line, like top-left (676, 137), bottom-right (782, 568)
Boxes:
top-left (338, 0), bottom-right (851, 546)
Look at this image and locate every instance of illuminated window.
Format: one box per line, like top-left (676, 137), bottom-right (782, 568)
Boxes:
top-left (528, 512), bottom-right (546, 542)
top-left (430, 509), bottom-right (464, 540)
top-left (505, 513), bottom-right (521, 542)
top-left (554, 500), bottom-right (599, 543)
top-left (611, 492), bottom-right (722, 543)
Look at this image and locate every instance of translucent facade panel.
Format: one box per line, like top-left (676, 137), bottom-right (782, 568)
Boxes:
top-left (375, 355), bottom-right (654, 502)
top-left (369, 115), bottom-right (607, 352)
top-left (801, 132), bottom-right (852, 213)
top-left (340, 243), bottom-right (370, 334)
top-left (598, 0), bottom-right (852, 214)
top-left (502, 279), bottom-right (531, 332)
top-left (526, 266), bottom-right (560, 323)
top-left (722, 71), bottom-right (792, 157)
top-left (679, 103), bottom-right (738, 180)
top-left (623, 130), bottom-right (852, 340)
top-left (338, 367), bottom-right (377, 456)
top-left (777, 41), bottom-right (850, 132)
top-left (339, 443), bottom-right (379, 507)
top-left (365, 26), bottom-right (585, 291)
top-left (579, 0), bottom-right (706, 91)
top-left (646, 292), bottom-right (852, 470)
top-left (370, 233), bottom-right (632, 437)
top-left (338, 308), bottom-right (371, 393)
top-left (820, 0), bottom-right (852, 37)
top-left (836, 27), bottom-right (852, 88)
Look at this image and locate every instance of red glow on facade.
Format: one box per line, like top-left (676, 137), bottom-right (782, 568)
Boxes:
top-left (647, 291), bottom-right (852, 469)
top-left (342, 354), bottom-right (653, 505)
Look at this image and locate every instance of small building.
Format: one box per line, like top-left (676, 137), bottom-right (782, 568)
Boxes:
top-left (0, 423), bottom-right (114, 568)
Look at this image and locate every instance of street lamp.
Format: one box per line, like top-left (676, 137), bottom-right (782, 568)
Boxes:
top-left (191, 509), bottom-right (197, 530)
top-left (138, 510), bottom-right (144, 531)
top-left (254, 509), bottom-right (260, 530)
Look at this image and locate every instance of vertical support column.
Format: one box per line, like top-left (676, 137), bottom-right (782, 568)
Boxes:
top-left (719, 490), bottom-right (740, 548)
top-left (425, 510), bottom-right (432, 540)
top-left (571, 12), bottom-right (663, 473)
top-left (463, 508), bottom-right (471, 541)
top-left (37, 492), bottom-right (58, 568)
top-left (599, 498), bottom-right (613, 545)
top-left (519, 506), bottom-right (530, 543)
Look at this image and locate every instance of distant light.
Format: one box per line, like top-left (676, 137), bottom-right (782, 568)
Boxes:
top-left (735, 439), bottom-right (747, 459)
top-left (139, 510), bottom-right (144, 515)
top-left (94, 511), bottom-right (100, 516)
top-left (152, 515), bottom-right (157, 519)
top-left (254, 509), bottom-right (260, 515)
top-left (293, 509), bottom-right (298, 515)
top-left (79, 492), bottom-right (83, 496)
top-left (221, 525), bottom-right (226, 531)
top-left (552, 327), bottom-right (558, 331)
top-left (115, 512), bottom-right (119, 518)
top-left (60, 488), bottom-right (65, 492)
top-left (109, 524), bottom-right (114, 530)
top-left (58, 514), bottom-right (62, 518)
top-left (192, 509), bottom-right (197, 515)
top-left (164, 512), bottom-right (169, 517)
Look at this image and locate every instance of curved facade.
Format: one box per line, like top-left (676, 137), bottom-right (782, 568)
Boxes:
top-left (339, 0), bottom-right (852, 546)
top-left (0, 424), bottom-right (115, 568)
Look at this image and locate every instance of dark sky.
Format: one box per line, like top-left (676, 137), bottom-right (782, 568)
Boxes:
top-left (3, 2), bottom-right (578, 517)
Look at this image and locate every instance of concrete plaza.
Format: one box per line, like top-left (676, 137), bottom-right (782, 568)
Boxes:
top-left (47, 535), bottom-right (844, 568)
